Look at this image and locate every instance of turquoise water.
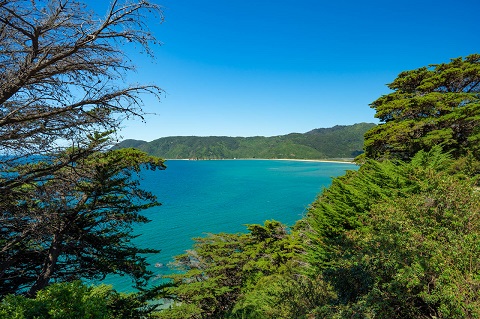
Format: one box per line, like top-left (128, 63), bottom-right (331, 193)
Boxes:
top-left (105, 159), bottom-right (355, 291)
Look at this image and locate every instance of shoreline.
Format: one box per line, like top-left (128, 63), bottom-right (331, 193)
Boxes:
top-left (268, 158), bottom-right (356, 164)
top-left (165, 158), bottom-right (357, 165)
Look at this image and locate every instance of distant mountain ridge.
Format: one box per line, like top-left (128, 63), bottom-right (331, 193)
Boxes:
top-left (114, 123), bottom-right (376, 160)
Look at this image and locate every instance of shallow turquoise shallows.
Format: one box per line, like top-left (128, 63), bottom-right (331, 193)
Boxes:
top-left (104, 159), bottom-right (356, 291)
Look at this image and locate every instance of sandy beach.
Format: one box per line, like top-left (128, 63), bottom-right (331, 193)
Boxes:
top-left (166, 158), bottom-right (357, 164)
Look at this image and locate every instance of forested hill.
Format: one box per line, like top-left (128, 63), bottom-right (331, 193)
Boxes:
top-left (114, 123), bottom-right (376, 160)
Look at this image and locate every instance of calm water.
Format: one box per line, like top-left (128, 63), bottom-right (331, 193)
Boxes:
top-left (105, 159), bottom-right (355, 291)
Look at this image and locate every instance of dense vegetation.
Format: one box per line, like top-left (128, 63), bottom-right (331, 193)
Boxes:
top-left (0, 0), bottom-right (167, 317)
top-left (1, 0), bottom-right (479, 317)
top-left (156, 55), bottom-right (480, 318)
top-left (115, 123), bottom-right (375, 160)
top-left (364, 54), bottom-right (480, 160)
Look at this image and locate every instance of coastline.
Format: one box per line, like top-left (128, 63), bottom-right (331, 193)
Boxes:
top-left (165, 158), bottom-right (357, 165)
top-left (270, 158), bottom-right (356, 164)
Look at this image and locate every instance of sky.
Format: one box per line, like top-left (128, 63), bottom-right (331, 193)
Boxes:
top-left (87, 0), bottom-right (479, 141)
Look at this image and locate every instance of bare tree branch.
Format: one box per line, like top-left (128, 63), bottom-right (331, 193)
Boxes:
top-left (0, 0), bottom-right (166, 296)
top-left (0, 0), bottom-right (164, 158)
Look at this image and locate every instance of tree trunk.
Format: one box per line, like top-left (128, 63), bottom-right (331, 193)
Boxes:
top-left (27, 233), bottom-right (62, 297)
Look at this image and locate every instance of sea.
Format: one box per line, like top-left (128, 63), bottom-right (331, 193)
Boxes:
top-left (104, 159), bottom-right (356, 291)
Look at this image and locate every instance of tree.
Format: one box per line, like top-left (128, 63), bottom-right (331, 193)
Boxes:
top-left (159, 221), bottom-right (302, 319)
top-left (0, 281), bottom-right (112, 319)
top-left (0, 0), bottom-right (163, 186)
top-left (0, 280), bottom-right (161, 319)
top-left (299, 146), bottom-right (480, 318)
top-left (230, 273), bottom-right (333, 319)
top-left (303, 154), bottom-right (420, 269)
top-left (0, 0), bottom-right (165, 296)
top-left (1, 147), bottom-right (166, 297)
top-left (363, 54), bottom-right (480, 160)
top-left (328, 168), bottom-right (480, 318)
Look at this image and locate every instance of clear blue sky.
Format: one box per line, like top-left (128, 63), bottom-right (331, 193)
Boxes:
top-left (88, 0), bottom-right (479, 141)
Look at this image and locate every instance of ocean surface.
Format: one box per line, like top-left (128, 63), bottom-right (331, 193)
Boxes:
top-left (104, 159), bottom-right (356, 291)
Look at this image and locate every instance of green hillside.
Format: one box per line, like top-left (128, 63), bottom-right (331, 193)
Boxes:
top-left (114, 122), bottom-right (376, 160)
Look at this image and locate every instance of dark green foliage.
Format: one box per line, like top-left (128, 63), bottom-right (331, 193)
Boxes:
top-left (114, 123), bottom-right (376, 160)
top-left (364, 54), bottom-right (480, 160)
top-left (152, 55), bottom-right (480, 318)
top-left (230, 273), bottom-right (334, 319)
top-left (0, 147), bottom-right (165, 296)
top-left (0, 281), bottom-right (111, 319)
top-left (3, 10), bottom-right (478, 316)
top-left (154, 150), bottom-right (480, 319)
top-left (0, 0), bottom-right (168, 314)
top-left (303, 156), bottom-right (413, 268)
top-left (158, 221), bottom-right (302, 319)
top-left (118, 139), bottom-right (149, 149)
top-left (0, 0), bottom-right (166, 300)
top-left (301, 147), bottom-right (480, 318)
top-left (0, 281), bottom-right (162, 319)
top-left (325, 170), bottom-right (480, 318)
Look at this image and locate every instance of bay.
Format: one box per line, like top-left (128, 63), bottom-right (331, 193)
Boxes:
top-left (105, 159), bottom-right (355, 291)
